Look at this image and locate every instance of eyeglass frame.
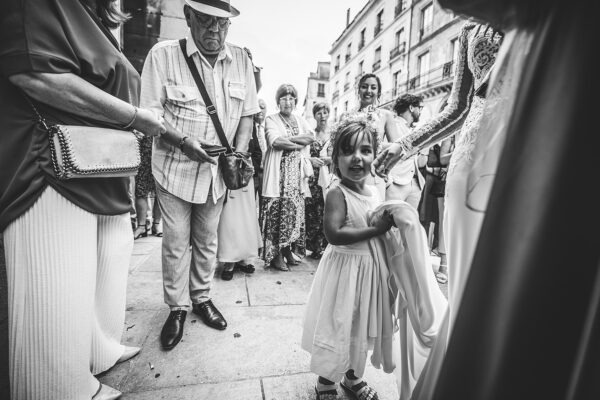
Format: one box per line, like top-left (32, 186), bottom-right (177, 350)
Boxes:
top-left (190, 9), bottom-right (231, 30)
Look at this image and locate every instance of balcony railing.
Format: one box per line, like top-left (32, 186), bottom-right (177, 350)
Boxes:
top-left (358, 39), bottom-right (365, 50)
top-left (372, 60), bottom-right (381, 71)
top-left (317, 91), bottom-right (326, 98)
top-left (374, 23), bottom-right (383, 37)
top-left (420, 25), bottom-right (433, 39)
top-left (345, 53), bottom-right (351, 62)
top-left (344, 82), bottom-right (350, 91)
top-left (332, 90), bottom-right (340, 101)
top-left (407, 61), bottom-right (455, 92)
top-left (389, 42), bottom-right (406, 60)
top-left (442, 61), bottom-right (454, 78)
top-left (334, 65), bottom-right (339, 73)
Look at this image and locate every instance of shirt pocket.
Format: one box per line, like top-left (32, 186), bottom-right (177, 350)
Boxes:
top-left (228, 81), bottom-right (246, 101)
top-left (165, 85), bottom-right (201, 104)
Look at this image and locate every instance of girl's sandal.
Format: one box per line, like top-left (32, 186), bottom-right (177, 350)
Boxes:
top-left (340, 379), bottom-right (379, 400)
top-left (314, 385), bottom-right (338, 400)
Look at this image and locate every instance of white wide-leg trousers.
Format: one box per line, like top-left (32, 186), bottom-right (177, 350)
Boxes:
top-left (3, 187), bottom-right (132, 400)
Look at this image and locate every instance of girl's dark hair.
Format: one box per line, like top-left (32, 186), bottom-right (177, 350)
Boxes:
top-left (89, 0), bottom-right (130, 29)
top-left (357, 73), bottom-right (382, 101)
top-left (312, 102), bottom-right (330, 117)
top-left (331, 118), bottom-right (378, 178)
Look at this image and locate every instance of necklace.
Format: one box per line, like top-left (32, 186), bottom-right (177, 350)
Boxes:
top-left (279, 113), bottom-right (298, 133)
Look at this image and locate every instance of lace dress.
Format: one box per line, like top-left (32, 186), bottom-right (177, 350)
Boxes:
top-left (398, 22), bottom-right (502, 327)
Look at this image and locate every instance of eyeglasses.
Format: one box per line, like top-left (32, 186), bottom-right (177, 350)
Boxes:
top-left (192, 10), bottom-right (231, 29)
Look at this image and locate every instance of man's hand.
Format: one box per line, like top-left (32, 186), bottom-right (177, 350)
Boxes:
top-left (371, 142), bottom-right (405, 178)
top-left (182, 138), bottom-right (218, 165)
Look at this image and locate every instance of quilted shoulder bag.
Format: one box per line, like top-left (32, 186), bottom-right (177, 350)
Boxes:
top-left (180, 39), bottom-right (253, 190)
top-left (25, 94), bottom-right (140, 180)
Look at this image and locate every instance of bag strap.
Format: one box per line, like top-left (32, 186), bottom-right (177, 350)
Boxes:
top-left (179, 38), bottom-right (233, 154)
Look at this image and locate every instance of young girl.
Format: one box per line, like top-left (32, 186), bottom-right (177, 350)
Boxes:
top-left (301, 117), bottom-right (394, 400)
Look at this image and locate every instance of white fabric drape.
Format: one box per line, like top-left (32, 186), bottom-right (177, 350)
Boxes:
top-left (3, 187), bottom-right (132, 400)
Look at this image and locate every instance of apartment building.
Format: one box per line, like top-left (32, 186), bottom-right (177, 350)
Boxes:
top-left (327, 0), bottom-right (463, 120)
top-left (302, 62), bottom-right (331, 126)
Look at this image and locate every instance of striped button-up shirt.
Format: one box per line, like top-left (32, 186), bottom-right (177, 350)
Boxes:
top-left (141, 32), bottom-right (260, 203)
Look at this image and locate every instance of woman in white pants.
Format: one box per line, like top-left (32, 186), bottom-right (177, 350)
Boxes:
top-left (0, 1), bottom-right (165, 399)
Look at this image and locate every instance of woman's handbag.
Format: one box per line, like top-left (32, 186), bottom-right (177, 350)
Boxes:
top-left (429, 171), bottom-right (447, 197)
top-left (24, 94), bottom-right (140, 180)
top-left (180, 39), bottom-right (253, 190)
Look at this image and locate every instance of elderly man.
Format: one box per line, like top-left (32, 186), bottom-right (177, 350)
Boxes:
top-left (141, 0), bottom-right (259, 350)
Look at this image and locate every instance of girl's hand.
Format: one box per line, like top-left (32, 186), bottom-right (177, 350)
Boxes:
top-left (134, 108), bottom-right (166, 137)
top-left (310, 157), bottom-right (325, 168)
top-left (373, 210), bottom-right (394, 234)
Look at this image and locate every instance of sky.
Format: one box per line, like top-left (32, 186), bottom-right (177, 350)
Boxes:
top-left (226, 0), bottom-right (369, 117)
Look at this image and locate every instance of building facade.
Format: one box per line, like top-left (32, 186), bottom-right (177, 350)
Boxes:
top-left (302, 62), bottom-right (331, 126)
top-left (327, 0), bottom-right (464, 121)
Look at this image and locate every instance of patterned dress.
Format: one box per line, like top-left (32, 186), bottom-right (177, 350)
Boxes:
top-left (305, 138), bottom-right (328, 254)
top-left (260, 124), bottom-right (306, 265)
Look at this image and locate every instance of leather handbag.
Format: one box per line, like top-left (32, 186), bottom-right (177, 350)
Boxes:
top-left (25, 94), bottom-right (140, 180)
top-left (180, 39), bottom-right (253, 190)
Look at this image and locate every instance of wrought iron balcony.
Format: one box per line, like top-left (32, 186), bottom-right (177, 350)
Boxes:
top-left (345, 53), bottom-right (351, 62)
top-left (389, 42), bottom-right (406, 60)
top-left (344, 82), bottom-right (350, 91)
top-left (317, 91), bottom-right (326, 98)
top-left (442, 61), bottom-right (454, 78)
top-left (332, 90), bottom-right (339, 101)
top-left (334, 65), bottom-right (339, 73)
top-left (358, 39), bottom-right (365, 50)
top-left (372, 60), bottom-right (381, 71)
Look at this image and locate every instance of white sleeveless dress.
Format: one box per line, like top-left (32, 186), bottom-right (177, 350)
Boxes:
top-left (301, 184), bottom-right (390, 382)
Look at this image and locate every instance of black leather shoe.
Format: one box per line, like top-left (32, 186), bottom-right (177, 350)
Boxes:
top-left (192, 300), bottom-right (227, 330)
top-left (160, 310), bottom-right (186, 350)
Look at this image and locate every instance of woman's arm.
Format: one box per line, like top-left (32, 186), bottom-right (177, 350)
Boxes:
top-left (323, 187), bottom-right (392, 245)
top-left (399, 23), bottom-right (476, 157)
top-left (288, 134), bottom-right (315, 146)
top-left (383, 109), bottom-right (401, 142)
top-left (9, 72), bottom-right (164, 137)
top-left (271, 137), bottom-right (304, 151)
top-left (439, 136), bottom-right (454, 166)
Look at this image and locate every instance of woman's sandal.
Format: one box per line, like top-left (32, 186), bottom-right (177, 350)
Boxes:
top-left (315, 385), bottom-right (338, 400)
top-left (133, 224), bottom-right (149, 239)
top-left (235, 263), bottom-right (255, 274)
top-left (151, 221), bottom-right (163, 237)
top-left (340, 378), bottom-right (379, 400)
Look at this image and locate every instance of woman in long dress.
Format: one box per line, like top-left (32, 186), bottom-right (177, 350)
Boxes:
top-left (261, 84), bottom-right (314, 271)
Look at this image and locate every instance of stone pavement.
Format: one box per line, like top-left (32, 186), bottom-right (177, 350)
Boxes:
top-left (98, 236), bottom-right (447, 400)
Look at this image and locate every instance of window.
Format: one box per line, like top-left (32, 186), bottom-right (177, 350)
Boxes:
top-left (390, 28), bottom-right (406, 59)
top-left (334, 107), bottom-right (338, 120)
top-left (373, 46), bottom-right (382, 71)
top-left (417, 51), bottom-right (430, 86)
top-left (358, 60), bottom-right (364, 75)
top-left (359, 28), bottom-right (366, 49)
top-left (420, 3), bottom-right (433, 39)
top-left (346, 42), bottom-right (352, 62)
top-left (344, 71), bottom-right (351, 91)
top-left (344, 101), bottom-right (349, 112)
top-left (335, 55), bottom-right (340, 72)
top-left (374, 9), bottom-right (384, 36)
top-left (393, 70), bottom-right (401, 96)
top-left (317, 83), bottom-right (325, 97)
top-left (450, 37), bottom-right (459, 62)
top-left (395, 0), bottom-right (407, 17)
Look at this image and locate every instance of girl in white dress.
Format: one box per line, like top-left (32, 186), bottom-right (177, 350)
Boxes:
top-left (302, 117), bottom-right (395, 400)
